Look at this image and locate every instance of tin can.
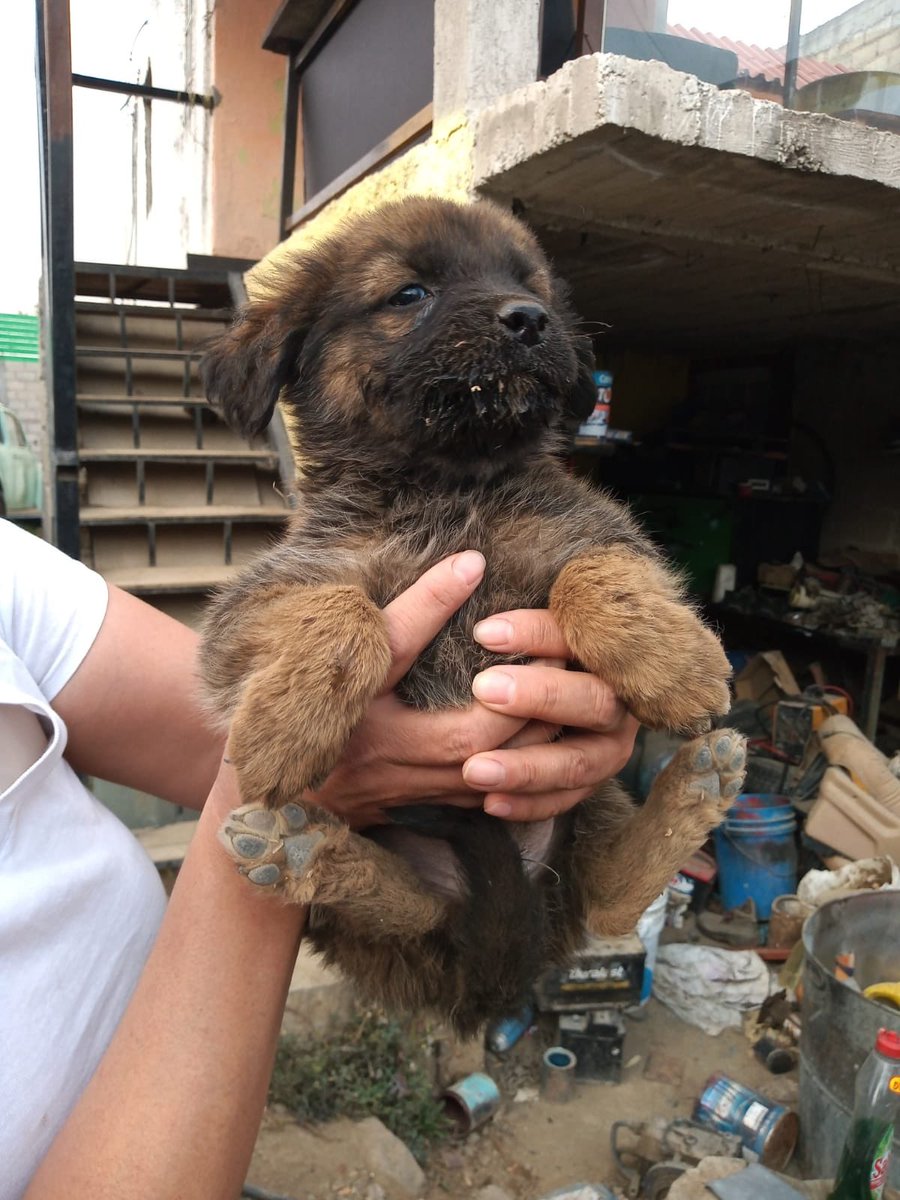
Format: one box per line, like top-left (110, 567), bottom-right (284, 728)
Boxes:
top-left (541, 1046), bottom-right (578, 1103)
top-left (577, 371), bottom-right (613, 440)
top-left (485, 1004), bottom-right (535, 1054)
top-left (694, 1073), bottom-right (798, 1169)
top-left (442, 1072), bottom-right (502, 1134)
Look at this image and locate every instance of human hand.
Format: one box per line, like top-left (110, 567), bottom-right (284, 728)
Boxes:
top-left (308, 554), bottom-right (638, 827)
top-left (463, 610), bottom-right (640, 821)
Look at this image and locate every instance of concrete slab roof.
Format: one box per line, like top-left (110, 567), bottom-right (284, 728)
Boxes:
top-left (472, 54), bottom-right (900, 350)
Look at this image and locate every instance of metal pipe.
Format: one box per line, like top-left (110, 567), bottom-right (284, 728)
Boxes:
top-left (72, 73), bottom-right (220, 110)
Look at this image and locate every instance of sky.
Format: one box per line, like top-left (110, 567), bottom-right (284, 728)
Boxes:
top-left (0, 0), bottom-right (865, 315)
top-left (1, 3), bottom-right (42, 314)
top-left (668, 0), bottom-right (858, 46)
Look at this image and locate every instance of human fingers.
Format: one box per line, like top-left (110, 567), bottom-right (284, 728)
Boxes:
top-left (473, 609), bottom-right (572, 659)
top-left (483, 787), bottom-right (596, 823)
top-left (463, 724), bottom-right (638, 805)
top-left (470, 662), bottom-right (629, 731)
top-left (381, 551), bottom-right (485, 688)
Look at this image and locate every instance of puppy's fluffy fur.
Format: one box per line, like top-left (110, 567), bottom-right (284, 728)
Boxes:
top-left (200, 197), bottom-right (739, 1034)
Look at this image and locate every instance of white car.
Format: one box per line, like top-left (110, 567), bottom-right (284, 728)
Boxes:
top-left (0, 404), bottom-right (42, 516)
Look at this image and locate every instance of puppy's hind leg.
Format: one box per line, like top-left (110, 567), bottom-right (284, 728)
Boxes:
top-left (574, 729), bottom-right (746, 937)
top-left (219, 801), bottom-right (447, 938)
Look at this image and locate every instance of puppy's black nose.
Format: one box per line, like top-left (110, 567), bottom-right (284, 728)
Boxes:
top-left (497, 300), bottom-right (548, 348)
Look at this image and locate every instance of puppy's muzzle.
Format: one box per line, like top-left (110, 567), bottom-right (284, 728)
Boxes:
top-left (497, 300), bottom-right (548, 349)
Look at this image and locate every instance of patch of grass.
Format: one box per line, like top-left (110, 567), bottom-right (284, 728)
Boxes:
top-left (269, 1010), bottom-right (452, 1162)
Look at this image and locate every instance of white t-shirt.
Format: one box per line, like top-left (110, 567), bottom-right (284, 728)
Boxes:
top-left (0, 519), bottom-right (166, 1199)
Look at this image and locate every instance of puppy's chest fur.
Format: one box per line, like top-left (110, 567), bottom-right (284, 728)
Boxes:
top-left (262, 463), bottom-right (650, 711)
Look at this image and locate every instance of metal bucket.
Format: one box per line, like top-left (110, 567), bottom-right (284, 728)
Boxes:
top-left (799, 891), bottom-right (900, 1184)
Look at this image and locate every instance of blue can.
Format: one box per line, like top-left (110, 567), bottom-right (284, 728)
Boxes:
top-left (485, 1004), bottom-right (535, 1054)
top-left (442, 1072), bottom-right (501, 1134)
top-left (694, 1074), bottom-right (798, 1169)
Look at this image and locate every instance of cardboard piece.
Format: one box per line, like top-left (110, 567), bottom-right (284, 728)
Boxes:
top-left (734, 651), bottom-right (801, 704)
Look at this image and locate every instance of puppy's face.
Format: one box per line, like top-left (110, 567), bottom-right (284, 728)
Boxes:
top-left (203, 198), bottom-right (596, 479)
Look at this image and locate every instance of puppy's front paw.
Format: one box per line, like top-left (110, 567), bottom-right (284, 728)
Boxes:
top-left (223, 583), bottom-right (393, 806)
top-left (550, 550), bottom-right (732, 735)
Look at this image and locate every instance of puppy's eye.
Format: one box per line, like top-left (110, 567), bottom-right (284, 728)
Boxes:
top-left (389, 283), bottom-right (431, 307)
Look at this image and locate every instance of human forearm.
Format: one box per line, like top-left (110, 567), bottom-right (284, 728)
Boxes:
top-left (26, 763), bottom-right (305, 1200)
top-left (53, 586), bottom-right (224, 809)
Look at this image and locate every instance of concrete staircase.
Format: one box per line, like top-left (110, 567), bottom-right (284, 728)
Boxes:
top-left (73, 262), bottom-right (290, 628)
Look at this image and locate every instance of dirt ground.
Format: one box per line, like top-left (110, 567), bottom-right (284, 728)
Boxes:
top-left (247, 997), bottom-right (798, 1200)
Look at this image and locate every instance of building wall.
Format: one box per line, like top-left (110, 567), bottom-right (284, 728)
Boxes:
top-left (0, 360), bottom-right (45, 455)
top-left (800, 0), bottom-right (900, 72)
top-left (210, 0), bottom-right (285, 260)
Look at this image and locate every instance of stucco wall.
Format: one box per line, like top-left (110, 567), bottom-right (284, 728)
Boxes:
top-left (800, 0), bottom-right (900, 72)
top-left (210, 0), bottom-right (285, 260)
top-left (0, 360), bottom-right (45, 455)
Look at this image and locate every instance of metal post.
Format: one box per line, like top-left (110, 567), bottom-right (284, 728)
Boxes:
top-left (279, 55), bottom-right (301, 240)
top-left (35, 0), bottom-right (80, 557)
top-left (784, 0), bottom-right (803, 109)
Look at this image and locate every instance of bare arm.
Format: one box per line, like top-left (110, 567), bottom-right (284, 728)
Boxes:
top-left (53, 584), bottom-right (224, 810)
top-left (24, 760), bottom-right (302, 1200)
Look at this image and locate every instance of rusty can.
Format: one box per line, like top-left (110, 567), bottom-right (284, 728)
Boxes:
top-left (442, 1072), bottom-right (501, 1134)
top-left (694, 1073), bottom-right (798, 1169)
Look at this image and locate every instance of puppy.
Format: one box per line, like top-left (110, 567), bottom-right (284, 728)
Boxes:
top-left (200, 197), bottom-right (745, 1034)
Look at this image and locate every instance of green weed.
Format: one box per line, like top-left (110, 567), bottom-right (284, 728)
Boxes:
top-left (269, 1010), bottom-right (452, 1162)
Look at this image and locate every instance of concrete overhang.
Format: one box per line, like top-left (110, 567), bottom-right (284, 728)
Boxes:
top-left (472, 54), bottom-right (900, 350)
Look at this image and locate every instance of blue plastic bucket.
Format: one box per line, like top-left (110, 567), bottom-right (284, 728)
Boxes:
top-left (715, 794), bottom-right (797, 920)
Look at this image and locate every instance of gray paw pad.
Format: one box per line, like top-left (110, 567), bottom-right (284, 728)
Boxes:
top-left (241, 808), bottom-right (277, 833)
top-left (232, 832), bottom-right (269, 858)
top-left (247, 863), bottom-right (282, 886)
top-left (284, 831), bottom-right (326, 873)
top-left (688, 771), bottom-right (720, 799)
top-left (723, 777), bottom-right (743, 796)
top-left (281, 803), bottom-right (308, 830)
top-left (715, 735), bottom-right (733, 757)
top-left (694, 745), bottom-right (713, 770)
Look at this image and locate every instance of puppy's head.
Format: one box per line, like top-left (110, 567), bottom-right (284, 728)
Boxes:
top-left (202, 198), bottom-right (597, 480)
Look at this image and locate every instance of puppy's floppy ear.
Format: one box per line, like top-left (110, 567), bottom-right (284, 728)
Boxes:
top-left (564, 337), bottom-right (601, 423)
top-left (201, 298), bottom-right (305, 438)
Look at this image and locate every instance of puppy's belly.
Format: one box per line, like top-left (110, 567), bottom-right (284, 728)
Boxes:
top-left (366, 816), bottom-right (558, 901)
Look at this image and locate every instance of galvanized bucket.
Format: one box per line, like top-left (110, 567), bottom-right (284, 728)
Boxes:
top-left (799, 891), bottom-right (900, 1184)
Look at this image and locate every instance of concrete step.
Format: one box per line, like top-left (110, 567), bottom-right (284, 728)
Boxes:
top-left (101, 562), bottom-right (241, 594)
top-left (80, 503), bottom-right (288, 526)
top-left (79, 447), bottom-right (276, 465)
top-left (77, 393), bottom-right (209, 408)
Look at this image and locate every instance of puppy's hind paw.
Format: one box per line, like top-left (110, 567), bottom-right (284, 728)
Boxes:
top-left (648, 728), bottom-right (746, 832)
top-left (219, 802), bottom-right (327, 897)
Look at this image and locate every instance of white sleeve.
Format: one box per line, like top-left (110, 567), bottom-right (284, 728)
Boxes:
top-left (0, 519), bottom-right (109, 700)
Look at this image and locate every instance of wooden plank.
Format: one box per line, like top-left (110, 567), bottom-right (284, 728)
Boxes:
top-left (80, 504), bottom-right (288, 525)
top-left (102, 563), bottom-right (240, 594)
top-left (79, 448), bottom-right (276, 464)
top-left (135, 819), bottom-right (198, 867)
top-left (75, 301), bottom-right (231, 321)
top-left (77, 394), bottom-right (208, 408)
top-left (76, 346), bottom-right (199, 361)
top-left (286, 103), bottom-right (432, 231)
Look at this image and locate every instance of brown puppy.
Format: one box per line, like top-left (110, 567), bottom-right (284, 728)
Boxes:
top-left (200, 197), bottom-right (744, 1034)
